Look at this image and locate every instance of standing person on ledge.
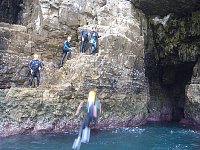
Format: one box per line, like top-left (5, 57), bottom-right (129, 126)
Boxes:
top-left (72, 90), bottom-right (102, 150)
top-left (29, 54), bottom-right (43, 88)
top-left (80, 26), bottom-right (89, 53)
top-left (59, 36), bottom-right (72, 67)
top-left (89, 26), bottom-right (101, 55)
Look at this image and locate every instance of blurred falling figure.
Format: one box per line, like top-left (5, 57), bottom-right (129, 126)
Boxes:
top-left (72, 90), bottom-right (102, 150)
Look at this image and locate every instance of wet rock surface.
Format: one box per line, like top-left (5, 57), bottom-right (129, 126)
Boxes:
top-left (139, 1), bottom-right (200, 123)
top-left (0, 0), bottom-right (148, 137)
top-left (1, 0), bottom-right (200, 137)
top-left (0, 87), bottom-right (147, 137)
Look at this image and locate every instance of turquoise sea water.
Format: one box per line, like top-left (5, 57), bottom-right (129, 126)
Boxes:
top-left (1, 122), bottom-right (200, 150)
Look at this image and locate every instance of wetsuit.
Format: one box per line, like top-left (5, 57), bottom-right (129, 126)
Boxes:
top-left (80, 29), bottom-right (88, 53)
top-left (60, 40), bottom-right (71, 66)
top-left (29, 59), bottom-right (43, 87)
top-left (89, 31), bottom-right (100, 54)
top-left (78, 99), bottom-right (101, 137)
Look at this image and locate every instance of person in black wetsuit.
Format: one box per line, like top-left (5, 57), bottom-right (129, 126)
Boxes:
top-left (89, 26), bottom-right (101, 55)
top-left (29, 54), bottom-right (43, 88)
top-left (80, 26), bottom-right (89, 53)
top-left (59, 36), bottom-right (72, 67)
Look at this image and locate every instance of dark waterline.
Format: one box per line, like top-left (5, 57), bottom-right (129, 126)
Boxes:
top-left (1, 122), bottom-right (200, 150)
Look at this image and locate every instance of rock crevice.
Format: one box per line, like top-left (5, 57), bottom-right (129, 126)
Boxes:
top-left (0, 0), bottom-right (148, 137)
top-left (135, 0), bottom-right (200, 123)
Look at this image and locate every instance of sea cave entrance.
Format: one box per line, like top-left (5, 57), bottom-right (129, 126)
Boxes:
top-left (147, 60), bottom-right (196, 122)
top-left (0, 0), bottom-right (23, 24)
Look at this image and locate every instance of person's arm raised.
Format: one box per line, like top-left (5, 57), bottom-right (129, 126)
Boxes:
top-left (75, 100), bottom-right (84, 116)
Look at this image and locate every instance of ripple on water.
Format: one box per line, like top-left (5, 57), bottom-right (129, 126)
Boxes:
top-left (1, 123), bottom-right (200, 150)
top-left (111, 127), bottom-right (145, 134)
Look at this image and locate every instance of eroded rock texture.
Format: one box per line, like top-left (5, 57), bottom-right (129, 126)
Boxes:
top-left (0, 0), bottom-right (23, 24)
top-left (1, 0), bottom-right (200, 137)
top-left (132, 0), bottom-right (200, 16)
top-left (134, 0), bottom-right (200, 124)
top-left (0, 0), bottom-right (147, 136)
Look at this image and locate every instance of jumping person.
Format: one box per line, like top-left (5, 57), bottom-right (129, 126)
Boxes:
top-left (80, 26), bottom-right (89, 53)
top-left (60, 36), bottom-right (72, 67)
top-left (89, 26), bottom-right (100, 55)
top-left (29, 54), bottom-right (43, 88)
top-left (72, 90), bottom-right (102, 150)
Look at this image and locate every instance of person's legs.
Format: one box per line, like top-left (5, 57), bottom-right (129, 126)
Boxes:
top-left (85, 112), bottom-right (94, 128)
top-left (36, 71), bottom-right (40, 87)
top-left (67, 51), bottom-right (71, 59)
top-left (82, 40), bottom-right (87, 53)
top-left (78, 120), bottom-right (85, 137)
top-left (91, 46), bottom-right (95, 54)
top-left (77, 115), bottom-right (88, 138)
top-left (89, 41), bottom-right (97, 55)
top-left (80, 40), bottom-right (87, 53)
top-left (78, 114), bottom-right (91, 143)
top-left (80, 41), bottom-right (84, 53)
top-left (89, 43), bottom-right (93, 55)
top-left (29, 74), bottom-right (34, 86)
top-left (60, 52), bottom-right (67, 66)
top-left (91, 42), bottom-right (97, 54)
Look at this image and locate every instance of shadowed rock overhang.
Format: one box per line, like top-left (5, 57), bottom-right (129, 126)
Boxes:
top-left (131, 0), bottom-right (200, 16)
top-left (0, 0), bottom-right (23, 24)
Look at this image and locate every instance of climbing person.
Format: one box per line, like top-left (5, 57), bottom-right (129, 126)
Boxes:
top-left (80, 26), bottom-right (89, 53)
top-left (89, 26), bottom-right (101, 55)
top-left (72, 90), bottom-right (102, 150)
top-left (29, 54), bottom-right (43, 88)
top-left (59, 36), bottom-right (72, 67)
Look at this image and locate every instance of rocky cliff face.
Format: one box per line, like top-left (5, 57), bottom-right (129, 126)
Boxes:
top-left (0, 0), bottom-right (147, 137)
top-left (133, 0), bottom-right (200, 124)
top-left (1, 0), bottom-right (200, 137)
top-left (132, 0), bottom-right (200, 16)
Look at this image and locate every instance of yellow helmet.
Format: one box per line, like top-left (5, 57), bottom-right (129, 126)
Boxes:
top-left (88, 90), bottom-right (96, 103)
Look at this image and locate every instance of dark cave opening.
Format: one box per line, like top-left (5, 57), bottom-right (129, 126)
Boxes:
top-left (0, 0), bottom-right (23, 24)
top-left (147, 62), bottom-right (196, 122)
top-left (160, 63), bottom-right (195, 121)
